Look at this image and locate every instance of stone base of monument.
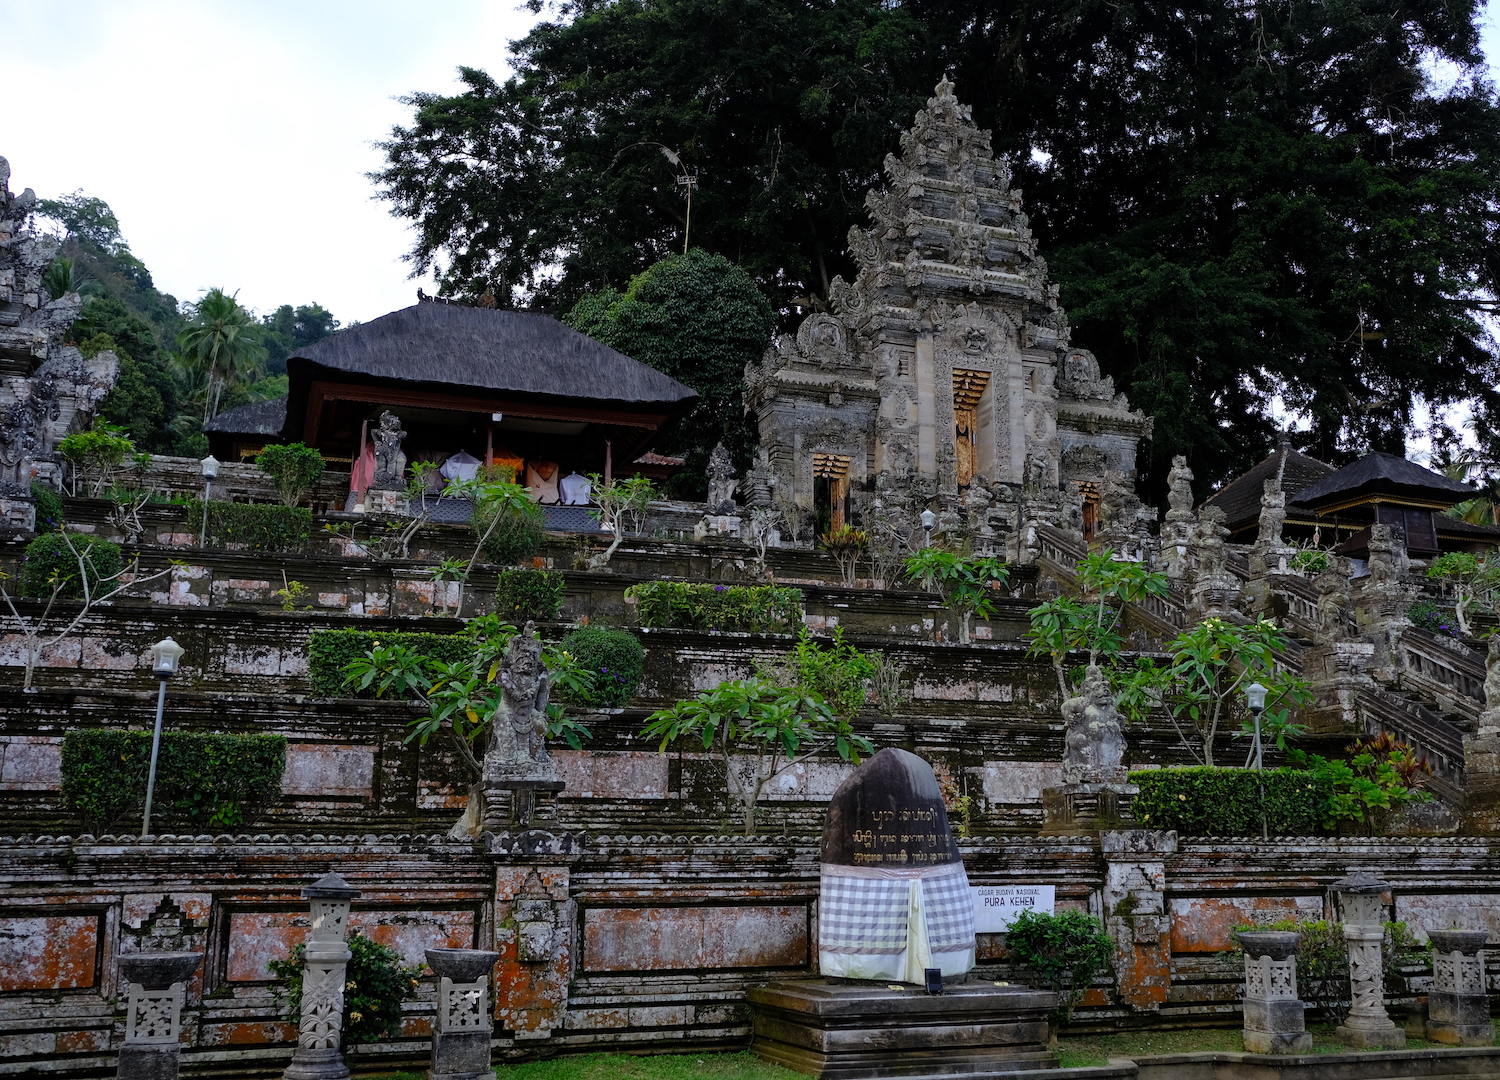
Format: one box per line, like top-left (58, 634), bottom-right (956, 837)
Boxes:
top-left (483, 779), bottom-right (564, 832)
top-left (1040, 783), bottom-right (1134, 836)
top-left (748, 978), bottom-right (1057, 1079)
top-left (1334, 1017), bottom-right (1407, 1050)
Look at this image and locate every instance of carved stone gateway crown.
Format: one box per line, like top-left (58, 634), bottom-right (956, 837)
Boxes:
top-left (745, 81), bottom-right (1151, 542)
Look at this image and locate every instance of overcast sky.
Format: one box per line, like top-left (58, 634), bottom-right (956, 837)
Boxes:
top-left (4, 2), bottom-right (1499, 330)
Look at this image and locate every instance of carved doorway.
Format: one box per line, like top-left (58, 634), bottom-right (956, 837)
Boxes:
top-left (812, 453), bottom-right (851, 536)
top-left (952, 368), bottom-right (990, 490)
top-left (1078, 480), bottom-right (1100, 542)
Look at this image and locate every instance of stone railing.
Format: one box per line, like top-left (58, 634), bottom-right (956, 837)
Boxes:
top-left (1035, 524), bottom-right (1186, 634)
top-left (1356, 687), bottom-right (1466, 804)
top-left (1397, 627), bottom-right (1485, 725)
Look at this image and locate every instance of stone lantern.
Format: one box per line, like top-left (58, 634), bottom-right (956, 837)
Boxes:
top-left (425, 948), bottom-right (501, 1080)
top-left (1234, 930), bottom-right (1311, 1054)
top-left (117, 951), bottom-right (201, 1080)
top-left (1332, 871), bottom-right (1405, 1049)
top-left (283, 871), bottom-right (362, 1080)
top-left (1426, 929), bottom-right (1493, 1046)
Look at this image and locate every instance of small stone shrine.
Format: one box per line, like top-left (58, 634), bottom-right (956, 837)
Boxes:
top-left (1234, 930), bottom-right (1312, 1055)
top-left (749, 748), bottom-right (1056, 1079)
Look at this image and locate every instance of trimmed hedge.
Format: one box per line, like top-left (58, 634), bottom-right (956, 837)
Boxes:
top-left (624, 581), bottom-right (804, 634)
top-left (21, 532), bottom-right (123, 599)
top-left (1129, 767), bottom-right (1329, 836)
top-left (61, 729), bottom-right (286, 830)
top-left (559, 626), bottom-right (644, 708)
top-left (495, 567), bottom-right (565, 623)
top-left (307, 629), bottom-right (471, 697)
top-left (30, 482), bottom-right (63, 533)
top-left (189, 499), bottom-right (311, 553)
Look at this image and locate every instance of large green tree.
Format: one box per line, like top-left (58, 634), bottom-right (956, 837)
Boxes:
top-left (260, 303), bottom-right (341, 375)
top-left (373, 0), bottom-right (1500, 496)
top-left (176, 288), bottom-right (267, 423)
top-left (565, 249), bottom-right (774, 497)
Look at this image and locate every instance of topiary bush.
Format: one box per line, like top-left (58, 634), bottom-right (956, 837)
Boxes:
top-left (624, 581), bottom-right (803, 633)
top-left (268, 931), bottom-right (421, 1045)
top-left (558, 626), bottom-right (644, 707)
top-left (307, 629), bottom-right (473, 697)
top-left (20, 532), bottom-right (124, 599)
top-left (256, 442), bottom-right (325, 507)
top-left (29, 482), bottom-right (63, 533)
top-left (190, 500), bottom-right (311, 553)
top-left (495, 567), bottom-right (565, 622)
top-left (1129, 767), bottom-right (1329, 836)
top-left (60, 729), bottom-right (286, 830)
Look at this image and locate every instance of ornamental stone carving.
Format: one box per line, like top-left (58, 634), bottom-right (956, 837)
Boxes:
top-left (1332, 872), bottom-right (1406, 1050)
top-left (1425, 928), bottom-right (1492, 1046)
top-left (283, 873), bottom-right (361, 1080)
top-left (1060, 665), bottom-right (1127, 786)
top-left (1234, 930), bottom-right (1312, 1054)
top-left (369, 411), bottom-right (407, 489)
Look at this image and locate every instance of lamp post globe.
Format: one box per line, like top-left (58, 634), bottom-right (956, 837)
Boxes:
top-left (141, 637), bottom-right (187, 837)
top-left (200, 455), bottom-right (220, 480)
top-left (150, 637), bottom-right (185, 679)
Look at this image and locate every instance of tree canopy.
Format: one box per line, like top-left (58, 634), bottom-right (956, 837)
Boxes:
top-left (373, 0), bottom-right (1500, 495)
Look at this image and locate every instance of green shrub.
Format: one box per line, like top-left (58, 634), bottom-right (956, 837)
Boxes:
top-left (268, 931), bottom-right (421, 1045)
top-left (473, 498), bottom-right (545, 564)
top-left (624, 581), bottom-right (804, 633)
top-left (1129, 767), bottom-right (1328, 836)
top-left (307, 629), bottom-right (472, 697)
top-left (559, 627), bottom-right (644, 707)
top-left (1005, 908), bottom-right (1114, 1021)
top-left (190, 499), bottom-right (311, 553)
top-left (60, 729), bottom-right (286, 830)
top-left (29, 482), bottom-right (62, 533)
top-left (495, 567), bottom-right (565, 622)
top-left (58, 420), bottom-right (133, 496)
top-left (1407, 600), bottom-right (1460, 638)
top-left (255, 442), bottom-right (325, 507)
top-left (20, 533), bottom-right (124, 599)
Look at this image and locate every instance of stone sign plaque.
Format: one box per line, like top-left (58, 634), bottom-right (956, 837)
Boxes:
top-left (971, 885), bottom-right (1056, 933)
top-left (821, 747), bottom-right (962, 868)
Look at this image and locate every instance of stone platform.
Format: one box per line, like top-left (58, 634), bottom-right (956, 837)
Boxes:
top-left (747, 978), bottom-right (1058, 1078)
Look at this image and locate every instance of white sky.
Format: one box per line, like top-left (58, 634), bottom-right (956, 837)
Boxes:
top-left (3, 1), bottom-right (1499, 335)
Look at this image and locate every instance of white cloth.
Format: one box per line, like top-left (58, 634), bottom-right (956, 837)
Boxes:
top-left (817, 860), bottom-right (976, 982)
top-left (440, 450), bottom-right (481, 482)
top-left (559, 472), bottom-right (592, 505)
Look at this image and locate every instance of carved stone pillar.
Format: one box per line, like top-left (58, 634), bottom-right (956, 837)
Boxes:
top-left (1426, 929), bottom-right (1492, 1046)
top-left (1235, 931), bottom-right (1311, 1054)
top-left (283, 872), bottom-right (362, 1080)
top-left (426, 948), bottom-right (500, 1080)
top-left (1333, 872), bottom-right (1405, 1049)
top-left (117, 952), bottom-right (201, 1080)
top-left (1101, 830), bottom-right (1177, 1011)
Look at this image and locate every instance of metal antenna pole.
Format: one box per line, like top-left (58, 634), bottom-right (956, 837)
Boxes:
top-left (141, 677), bottom-right (168, 836)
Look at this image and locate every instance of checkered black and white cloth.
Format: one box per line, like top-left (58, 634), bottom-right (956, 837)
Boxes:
top-left (818, 861), bottom-right (974, 956)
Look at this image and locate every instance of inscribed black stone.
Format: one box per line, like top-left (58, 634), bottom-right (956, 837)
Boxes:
top-left (821, 748), bottom-right (962, 868)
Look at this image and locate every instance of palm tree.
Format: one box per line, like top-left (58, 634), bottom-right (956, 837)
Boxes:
top-left (176, 288), bottom-right (266, 422)
top-left (40, 257), bottom-right (101, 301)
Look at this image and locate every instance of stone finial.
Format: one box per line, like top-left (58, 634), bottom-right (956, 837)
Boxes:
top-left (1234, 930), bottom-right (1312, 1054)
top-left (1256, 477), bottom-right (1286, 549)
top-left (369, 410), bottom-right (407, 489)
top-left (1165, 455), bottom-right (1194, 523)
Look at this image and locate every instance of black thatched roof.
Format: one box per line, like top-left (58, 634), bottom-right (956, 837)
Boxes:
top-left (203, 396), bottom-right (287, 435)
top-left (1290, 451), bottom-right (1476, 512)
top-left (287, 303), bottom-right (697, 405)
top-left (1203, 442), bottom-right (1336, 532)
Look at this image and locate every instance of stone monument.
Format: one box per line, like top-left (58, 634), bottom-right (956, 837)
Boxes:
top-left (1043, 665), bottom-right (1134, 834)
top-left (1333, 872), bottom-right (1405, 1049)
top-left (282, 872), bottom-right (361, 1080)
top-left (1159, 454), bottom-right (1196, 579)
top-left (117, 951), bottom-right (202, 1080)
top-left (425, 947), bottom-right (501, 1079)
top-left (366, 411), bottom-right (407, 512)
top-left (478, 622), bottom-right (563, 833)
top-left (1234, 930), bottom-right (1312, 1054)
top-left (1463, 636), bottom-right (1500, 834)
top-left (1187, 505), bottom-right (1239, 619)
top-left (1425, 928), bottom-right (1493, 1046)
top-left (748, 747), bottom-right (1057, 1079)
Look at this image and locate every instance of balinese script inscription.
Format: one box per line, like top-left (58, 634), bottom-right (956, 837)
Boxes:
top-left (850, 807), bottom-right (947, 865)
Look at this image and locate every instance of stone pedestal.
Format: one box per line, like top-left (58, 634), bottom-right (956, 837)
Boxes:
top-left (1333, 873), bottom-right (1406, 1050)
top-left (0, 486), bottom-right (35, 537)
top-left (1463, 727), bottom-right (1500, 836)
top-left (1101, 830), bottom-right (1177, 1012)
top-left (483, 778), bottom-right (565, 832)
top-left (426, 948), bottom-right (500, 1080)
top-left (364, 486), bottom-right (404, 514)
top-left (748, 979), bottom-right (1056, 1078)
top-left (1299, 642), bottom-right (1375, 734)
top-left (282, 872), bottom-right (361, 1080)
top-left (117, 952), bottom-right (201, 1080)
top-left (1235, 931), bottom-right (1312, 1054)
top-left (1426, 929), bottom-right (1493, 1046)
top-left (1040, 782), bottom-right (1136, 835)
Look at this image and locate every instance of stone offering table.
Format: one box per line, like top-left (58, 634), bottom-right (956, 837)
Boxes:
top-left (1235, 930), bottom-right (1312, 1054)
top-left (748, 978), bottom-right (1057, 1079)
top-left (1425, 929), bottom-right (1492, 1046)
top-left (117, 951), bottom-right (201, 1080)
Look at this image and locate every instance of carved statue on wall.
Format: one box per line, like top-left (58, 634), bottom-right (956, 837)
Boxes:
top-left (482, 622), bottom-right (552, 779)
top-left (743, 447), bottom-right (777, 510)
top-left (1193, 506), bottom-right (1231, 579)
top-left (1256, 478), bottom-right (1286, 549)
top-left (370, 410), bottom-right (408, 488)
top-left (1166, 455), bottom-right (1195, 523)
top-left (706, 441), bottom-right (739, 515)
top-left (1060, 665), bottom-right (1128, 785)
top-left (1313, 562), bottom-right (1352, 645)
top-left (1367, 523), bottom-right (1406, 588)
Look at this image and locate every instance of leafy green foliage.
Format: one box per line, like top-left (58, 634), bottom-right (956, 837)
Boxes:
top-left (624, 581), bottom-right (803, 634)
top-left (557, 627), bottom-right (645, 708)
top-left (1237, 917), bottom-right (1426, 1023)
top-left (1025, 551), bottom-right (1168, 698)
top-left (258, 303), bottom-right (340, 376)
top-left (20, 533), bottom-right (123, 600)
top-left (1426, 550), bottom-right (1500, 636)
top-left (74, 299), bottom-right (185, 454)
top-left (1117, 617), bottom-right (1310, 767)
top-left (758, 628), bottom-right (875, 722)
top-left (60, 729), bottom-right (286, 830)
top-left (308, 629), bottom-right (474, 697)
top-left (820, 525), bottom-right (868, 587)
top-left (468, 480), bottom-right (545, 565)
top-left (29, 483), bottom-right (62, 534)
top-left (41, 256), bottom-right (101, 301)
top-left (495, 567), bottom-right (565, 623)
top-left (644, 676), bottom-right (871, 835)
top-left (176, 288), bottom-right (266, 423)
top-left (565, 251), bottom-right (774, 497)
top-left (1287, 733), bottom-right (1434, 833)
top-left (1005, 908), bottom-right (1114, 1021)
top-left (1129, 767), bottom-right (1329, 836)
top-left (268, 932), bottom-right (421, 1045)
top-left (1288, 549), bottom-right (1331, 575)
top-left (255, 443), bottom-right (325, 507)
top-left (58, 420), bottom-right (134, 497)
top-left (1407, 600), bottom-right (1461, 638)
top-left (190, 500), bottom-right (311, 553)
top-left (902, 549), bottom-right (1010, 644)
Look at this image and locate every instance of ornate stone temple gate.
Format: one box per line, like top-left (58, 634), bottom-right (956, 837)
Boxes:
top-left (745, 80), bottom-right (1151, 545)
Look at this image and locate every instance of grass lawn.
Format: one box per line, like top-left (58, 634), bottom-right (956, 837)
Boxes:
top-left (1055, 1024), bottom-right (1459, 1068)
top-left (368, 1051), bottom-right (802, 1080)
